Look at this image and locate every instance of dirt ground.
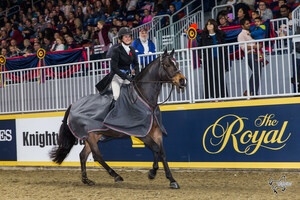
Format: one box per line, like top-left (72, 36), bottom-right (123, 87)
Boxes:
top-left (0, 167), bottom-right (299, 200)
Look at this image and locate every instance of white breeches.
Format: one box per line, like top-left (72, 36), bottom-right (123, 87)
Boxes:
top-left (111, 74), bottom-right (130, 100)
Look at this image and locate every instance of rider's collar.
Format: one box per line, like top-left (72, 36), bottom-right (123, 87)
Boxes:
top-left (122, 43), bottom-right (130, 55)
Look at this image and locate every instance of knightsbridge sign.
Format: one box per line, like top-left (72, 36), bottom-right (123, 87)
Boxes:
top-left (203, 114), bottom-right (291, 155)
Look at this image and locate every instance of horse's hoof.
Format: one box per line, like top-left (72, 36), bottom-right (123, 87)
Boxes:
top-left (82, 179), bottom-right (95, 186)
top-left (148, 169), bottom-right (156, 179)
top-left (114, 175), bottom-right (124, 182)
top-left (170, 181), bottom-right (180, 189)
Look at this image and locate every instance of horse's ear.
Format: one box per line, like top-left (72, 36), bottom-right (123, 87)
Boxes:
top-left (163, 48), bottom-right (168, 56)
top-left (170, 49), bottom-right (175, 57)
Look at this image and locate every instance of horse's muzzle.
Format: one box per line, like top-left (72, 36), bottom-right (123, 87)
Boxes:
top-left (173, 74), bottom-right (187, 89)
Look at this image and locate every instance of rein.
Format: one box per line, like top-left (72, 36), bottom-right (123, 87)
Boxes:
top-left (129, 54), bottom-right (179, 109)
top-left (132, 80), bottom-right (174, 109)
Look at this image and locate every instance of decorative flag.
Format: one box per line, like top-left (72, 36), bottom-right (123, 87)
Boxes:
top-left (37, 48), bottom-right (46, 83)
top-left (187, 23), bottom-right (198, 40)
top-left (0, 55), bottom-right (6, 87)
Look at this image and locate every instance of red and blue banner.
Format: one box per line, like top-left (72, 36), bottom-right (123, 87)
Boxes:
top-left (2, 48), bottom-right (87, 82)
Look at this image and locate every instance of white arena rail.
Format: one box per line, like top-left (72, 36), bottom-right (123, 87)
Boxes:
top-left (1, 35), bottom-right (300, 114)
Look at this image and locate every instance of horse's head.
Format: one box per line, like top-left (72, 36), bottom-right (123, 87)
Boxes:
top-left (160, 49), bottom-right (187, 89)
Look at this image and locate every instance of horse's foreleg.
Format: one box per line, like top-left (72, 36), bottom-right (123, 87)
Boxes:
top-left (141, 135), bottom-right (179, 189)
top-left (159, 144), bottom-right (180, 189)
top-left (87, 133), bottom-right (124, 183)
top-left (80, 143), bottom-right (95, 186)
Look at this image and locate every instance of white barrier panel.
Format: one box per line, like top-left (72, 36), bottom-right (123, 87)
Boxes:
top-left (16, 117), bottom-right (93, 162)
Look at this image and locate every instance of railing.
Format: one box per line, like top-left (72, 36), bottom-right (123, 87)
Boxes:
top-left (211, 4), bottom-right (235, 20)
top-left (1, 35), bottom-right (300, 114)
top-left (270, 18), bottom-right (290, 36)
top-left (156, 11), bottom-right (202, 51)
top-left (0, 5), bottom-right (20, 21)
top-left (112, 15), bottom-right (171, 45)
top-left (292, 5), bottom-right (300, 34)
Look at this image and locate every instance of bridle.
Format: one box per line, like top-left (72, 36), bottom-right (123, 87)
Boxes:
top-left (131, 55), bottom-right (182, 108)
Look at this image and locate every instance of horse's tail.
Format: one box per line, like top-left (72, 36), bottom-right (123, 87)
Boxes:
top-left (50, 105), bottom-right (76, 164)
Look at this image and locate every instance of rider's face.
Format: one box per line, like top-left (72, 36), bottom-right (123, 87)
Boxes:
top-left (122, 35), bottom-right (132, 45)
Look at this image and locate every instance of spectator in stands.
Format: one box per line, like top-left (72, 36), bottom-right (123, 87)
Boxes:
top-left (56, 15), bottom-right (67, 31)
top-left (73, 28), bottom-right (84, 45)
top-left (154, 0), bottom-right (169, 12)
top-left (50, 36), bottom-right (65, 52)
top-left (22, 19), bottom-right (35, 39)
top-left (108, 26), bottom-right (118, 43)
top-left (250, 17), bottom-right (268, 66)
top-left (5, 22), bottom-right (12, 37)
top-left (276, 4), bottom-right (291, 18)
top-left (257, 1), bottom-right (273, 21)
top-left (0, 40), bottom-right (9, 50)
top-left (143, 9), bottom-right (153, 24)
top-left (132, 28), bottom-right (156, 66)
top-left (168, 4), bottom-right (179, 23)
top-left (83, 24), bottom-right (95, 43)
top-left (141, 0), bottom-right (154, 12)
top-left (233, 7), bottom-right (251, 25)
top-left (217, 10), bottom-right (234, 27)
top-left (64, 0), bottom-right (74, 18)
top-left (126, 0), bottom-right (138, 12)
top-left (132, 13), bottom-right (142, 27)
top-left (237, 0), bottom-right (256, 10)
top-left (238, 18), bottom-right (262, 96)
top-left (0, 28), bottom-right (8, 41)
top-left (97, 20), bottom-right (110, 59)
top-left (274, 0), bottom-right (287, 11)
top-left (42, 37), bottom-right (52, 52)
top-left (251, 11), bottom-right (260, 22)
top-left (171, 0), bottom-right (183, 11)
top-left (75, 5), bottom-right (85, 24)
top-left (21, 39), bottom-right (33, 54)
top-left (10, 39), bottom-right (21, 52)
top-left (66, 12), bottom-right (76, 32)
top-left (65, 35), bottom-right (76, 49)
top-left (61, 25), bottom-right (73, 38)
top-left (199, 19), bottom-right (228, 99)
top-left (33, 42), bottom-right (41, 53)
top-left (1, 48), bottom-right (8, 57)
top-left (11, 24), bottom-right (24, 46)
top-left (276, 5), bottom-right (291, 36)
top-left (8, 45), bottom-right (21, 58)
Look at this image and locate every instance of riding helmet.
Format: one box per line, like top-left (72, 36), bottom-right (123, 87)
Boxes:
top-left (118, 27), bottom-right (132, 40)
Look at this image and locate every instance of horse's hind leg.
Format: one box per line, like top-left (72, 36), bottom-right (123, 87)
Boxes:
top-left (80, 143), bottom-right (95, 186)
top-left (86, 132), bottom-right (124, 183)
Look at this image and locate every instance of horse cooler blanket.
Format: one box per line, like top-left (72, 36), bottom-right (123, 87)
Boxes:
top-left (68, 84), bottom-right (167, 140)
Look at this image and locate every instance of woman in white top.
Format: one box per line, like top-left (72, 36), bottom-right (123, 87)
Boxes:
top-left (51, 36), bottom-right (65, 51)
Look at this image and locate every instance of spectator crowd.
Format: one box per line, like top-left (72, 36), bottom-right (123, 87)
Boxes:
top-left (0, 0), bottom-right (186, 59)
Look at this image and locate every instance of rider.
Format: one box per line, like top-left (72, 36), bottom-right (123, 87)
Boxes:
top-left (110, 27), bottom-right (140, 102)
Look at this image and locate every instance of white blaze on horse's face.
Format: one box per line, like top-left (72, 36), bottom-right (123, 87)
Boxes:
top-left (171, 63), bottom-right (186, 89)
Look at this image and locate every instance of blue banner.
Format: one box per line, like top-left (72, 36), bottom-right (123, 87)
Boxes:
top-left (0, 120), bottom-right (16, 161)
top-left (4, 48), bottom-right (87, 71)
top-left (98, 100), bottom-right (300, 164)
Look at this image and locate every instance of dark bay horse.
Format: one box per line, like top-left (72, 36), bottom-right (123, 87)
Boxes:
top-left (50, 49), bottom-right (187, 189)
